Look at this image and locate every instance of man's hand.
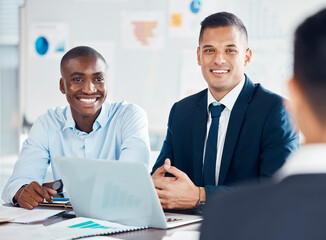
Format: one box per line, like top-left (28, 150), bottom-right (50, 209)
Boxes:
top-left (152, 158), bottom-right (174, 180)
top-left (14, 181), bottom-right (57, 210)
top-left (152, 159), bottom-right (200, 209)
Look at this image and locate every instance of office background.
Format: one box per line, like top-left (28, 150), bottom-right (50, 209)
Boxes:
top-left (1, 0), bottom-right (325, 202)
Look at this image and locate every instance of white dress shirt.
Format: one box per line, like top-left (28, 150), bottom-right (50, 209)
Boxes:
top-left (203, 79), bottom-right (245, 185)
top-left (275, 143), bottom-right (326, 181)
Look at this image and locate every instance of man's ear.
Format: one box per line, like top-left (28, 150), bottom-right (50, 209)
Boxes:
top-left (197, 47), bottom-right (201, 66)
top-left (288, 77), bottom-right (304, 107)
top-left (59, 78), bottom-right (65, 94)
top-left (287, 76), bottom-right (307, 122)
top-left (244, 48), bottom-right (252, 66)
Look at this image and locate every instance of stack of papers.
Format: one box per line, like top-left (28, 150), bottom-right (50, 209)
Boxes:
top-left (0, 204), bottom-right (64, 223)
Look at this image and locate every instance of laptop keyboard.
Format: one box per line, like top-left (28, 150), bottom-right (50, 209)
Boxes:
top-left (166, 217), bottom-right (182, 222)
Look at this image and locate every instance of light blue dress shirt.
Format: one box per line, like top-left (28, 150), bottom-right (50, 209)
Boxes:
top-left (2, 100), bottom-right (150, 203)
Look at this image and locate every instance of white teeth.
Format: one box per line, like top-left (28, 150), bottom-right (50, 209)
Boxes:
top-left (79, 98), bottom-right (96, 103)
top-left (212, 70), bottom-right (228, 73)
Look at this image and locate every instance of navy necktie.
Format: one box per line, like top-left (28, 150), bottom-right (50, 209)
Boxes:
top-left (203, 104), bottom-right (225, 186)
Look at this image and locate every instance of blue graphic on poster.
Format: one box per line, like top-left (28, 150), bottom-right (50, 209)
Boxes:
top-left (55, 39), bottom-right (65, 52)
top-left (35, 36), bottom-right (49, 55)
top-left (190, 0), bottom-right (201, 14)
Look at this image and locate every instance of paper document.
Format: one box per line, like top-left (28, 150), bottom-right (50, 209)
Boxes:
top-left (0, 224), bottom-right (52, 240)
top-left (47, 217), bottom-right (147, 240)
top-left (82, 237), bottom-right (120, 240)
top-left (162, 231), bottom-right (200, 240)
top-left (0, 204), bottom-right (64, 223)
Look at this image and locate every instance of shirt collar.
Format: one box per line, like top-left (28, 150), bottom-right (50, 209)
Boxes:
top-left (95, 100), bottom-right (109, 128)
top-left (275, 143), bottom-right (326, 181)
top-left (63, 107), bottom-right (75, 130)
top-left (207, 77), bottom-right (245, 113)
top-left (63, 100), bottom-right (110, 132)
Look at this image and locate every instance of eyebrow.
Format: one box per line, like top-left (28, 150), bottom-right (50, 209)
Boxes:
top-left (69, 71), bottom-right (104, 77)
top-left (93, 72), bottom-right (104, 76)
top-left (70, 72), bottom-right (84, 77)
top-left (202, 45), bottom-right (214, 48)
top-left (202, 44), bottom-right (239, 48)
top-left (226, 44), bottom-right (238, 48)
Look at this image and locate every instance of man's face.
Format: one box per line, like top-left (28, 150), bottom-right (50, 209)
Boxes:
top-left (60, 56), bottom-right (107, 120)
top-left (197, 26), bottom-right (252, 100)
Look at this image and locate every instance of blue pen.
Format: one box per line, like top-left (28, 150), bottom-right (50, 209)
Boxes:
top-left (52, 192), bottom-right (69, 201)
top-left (52, 197), bottom-right (70, 201)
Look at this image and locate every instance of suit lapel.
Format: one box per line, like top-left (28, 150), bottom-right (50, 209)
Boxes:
top-left (192, 90), bottom-right (208, 186)
top-left (218, 76), bottom-right (256, 185)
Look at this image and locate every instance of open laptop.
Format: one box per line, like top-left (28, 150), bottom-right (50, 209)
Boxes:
top-left (53, 157), bottom-right (202, 229)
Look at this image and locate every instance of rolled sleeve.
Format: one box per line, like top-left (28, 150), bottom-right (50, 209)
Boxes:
top-left (2, 116), bottom-right (50, 204)
top-left (119, 104), bottom-right (150, 166)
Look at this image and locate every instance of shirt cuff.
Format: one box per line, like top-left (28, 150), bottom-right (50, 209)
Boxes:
top-left (12, 184), bottom-right (28, 207)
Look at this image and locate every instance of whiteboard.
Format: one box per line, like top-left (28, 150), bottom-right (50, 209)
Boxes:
top-left (20, 0), bottom-right (326, 134)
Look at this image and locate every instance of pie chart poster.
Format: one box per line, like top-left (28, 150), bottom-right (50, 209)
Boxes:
top-left (29, 22), bottom-right (69, 59)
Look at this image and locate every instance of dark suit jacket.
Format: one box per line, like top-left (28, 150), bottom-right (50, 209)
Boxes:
top-left (152, 75), bottom-right (298, 198)
top-left (200, 174), bottom-right (326, 240)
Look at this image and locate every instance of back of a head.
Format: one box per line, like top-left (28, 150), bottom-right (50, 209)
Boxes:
top-left (199, 12), bottom-right (248, 44)
top-left (294, 8), bottom-right (326, 123)
top-left (60, 46), bottom-right (106, 71)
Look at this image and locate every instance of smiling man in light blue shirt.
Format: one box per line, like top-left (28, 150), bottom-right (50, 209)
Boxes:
top-left (2, 46), bottom-right (150, 209)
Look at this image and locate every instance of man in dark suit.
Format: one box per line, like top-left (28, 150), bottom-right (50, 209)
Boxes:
top-left (151, 12), bottom-right (298, 209)
top-left (200, 8), bottom-right (326, 240)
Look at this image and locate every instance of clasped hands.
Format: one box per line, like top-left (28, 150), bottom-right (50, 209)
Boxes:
top-left (14, 181), bottom-right (58, 210)
top-left (152, 158), bottom-right (200, 209)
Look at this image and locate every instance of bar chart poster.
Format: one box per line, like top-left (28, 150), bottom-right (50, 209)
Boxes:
top-left (121, 11), bottom-right (165, 50)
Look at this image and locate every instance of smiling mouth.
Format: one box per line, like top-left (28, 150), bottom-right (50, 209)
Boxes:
top-left (211, 70), bottom-right (229, 74)
top-left (77, 97), bottom-right (100, 104)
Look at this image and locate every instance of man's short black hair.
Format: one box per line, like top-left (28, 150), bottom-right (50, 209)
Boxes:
top-left (199, 12), bottom-right (248, 44)
top-left (294, 8), bottom-right (326, 123)
top-left (60, 46), bottom-right (106, 71)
